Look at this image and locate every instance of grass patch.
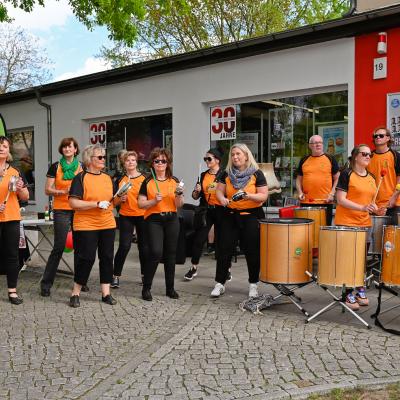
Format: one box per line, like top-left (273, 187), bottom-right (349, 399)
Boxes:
top-left (308, 383), bottom-right (400, 399)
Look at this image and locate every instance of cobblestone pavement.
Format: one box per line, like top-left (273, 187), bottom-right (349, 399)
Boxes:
top-left (1, 248), bottom-right (400, 400)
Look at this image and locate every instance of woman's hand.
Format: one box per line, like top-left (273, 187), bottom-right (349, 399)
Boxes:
top-left (363, 203), bottom-right (378, 213)
top-left (374, 206), bottom-right (387, 216)
top-left (326, 192), bottom-right (335, 203)
top-left (0, 203), bottom-right (5, 213)
top-left (16, 178), bottom-right (25, 192)
top-left (298, 192), bottom-right (305, 201)
top-left (119, 194), bottom-right (127, 203)
top-left (220, 197), bottom-right (230, 207)
top-left (97, 200), bottom-right (111, 210)
top-left (154, 193), bottom-right (163, 204)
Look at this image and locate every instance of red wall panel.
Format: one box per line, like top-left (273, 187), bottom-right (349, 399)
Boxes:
top-left (355, 27), bottom-right (400, 147)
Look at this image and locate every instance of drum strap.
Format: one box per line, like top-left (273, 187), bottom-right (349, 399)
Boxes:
top-left (373, 283), bottom-right (400, 335)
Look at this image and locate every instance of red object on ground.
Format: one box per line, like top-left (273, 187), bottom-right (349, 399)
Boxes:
top-left (65, 231), bottom-right (73, 250)
top-left (279, 205), bottom-right (300, 218)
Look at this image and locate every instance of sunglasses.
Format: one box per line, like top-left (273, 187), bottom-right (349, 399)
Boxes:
top-left (153, 159), bottom-right (167, 164)
top-left (92, 155), bottom-right (106, 160)
top-left (203, 157), bottom-right (214, 162)
top-left (373, 134), bottom-right (389, 139)
top-left (360, 152), bottom-right (372, 158)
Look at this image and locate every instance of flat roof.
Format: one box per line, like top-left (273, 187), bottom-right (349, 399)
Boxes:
top-left (1, 4), bottom-right (400, 105)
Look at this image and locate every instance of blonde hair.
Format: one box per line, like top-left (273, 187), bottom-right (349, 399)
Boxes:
top-left (226, 143), bottom-right (259, 174)
top-left (82, 144), bottom-right (105, 167)
top-left (122, 150), bottom-right (138, 164)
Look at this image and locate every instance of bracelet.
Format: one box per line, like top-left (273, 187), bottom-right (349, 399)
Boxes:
top-left (96, 201), bottom-right (100, 208)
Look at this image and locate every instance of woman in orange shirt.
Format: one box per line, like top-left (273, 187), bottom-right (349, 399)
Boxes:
top-left (215, 143), bottom-right (268, 298)
top-left (40, 137), bottom-right (82, 297)
top-left (138, 147), bottom-right (184, 301)
top-left (184, 147), bottom-right (224, 281)
top-left (0, 136), bottom-right (29, 304)
top-left (112, 150), bottom-right (147, 288)
top-left (68, 144), bottom-right (121, 308)
top-left (336, 144), bottom-right (385, 310)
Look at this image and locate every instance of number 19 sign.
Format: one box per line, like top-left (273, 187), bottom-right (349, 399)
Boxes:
top-left (210, 105), bottom-right (236, 141)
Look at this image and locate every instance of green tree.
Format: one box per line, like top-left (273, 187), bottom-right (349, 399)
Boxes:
top-left (98, 0), bottom-right (349, 68)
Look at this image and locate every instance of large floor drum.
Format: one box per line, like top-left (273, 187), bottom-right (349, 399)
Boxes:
top-left (318, 226), bottom-right (367, 287)
top-left (381, 225), bottom-right (400, 286)
top-left (260, 218), bottom-right (313, 284)
top-left (369, 215), bottom-right (392, 255)
top-left (294, 207), bottom-right (326, 249)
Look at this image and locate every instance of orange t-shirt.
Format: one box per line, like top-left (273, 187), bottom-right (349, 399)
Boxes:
top-left (117, 174), bottom-right (145, 217)
top-left (201, 171), bottom-right (221, 206)
top-left (69, 171), bottom-right (116, 231)
top-left (367, 149), bottom-right (400, 207)
top-left (219, 170), bottom-right (267, 211)
top-left (335, 169), bottom-right (376, 227)
top-left (47, 161), bottom-right (82, 210)
top-left (139, 176), bottom-right (179, 219)
top-left (0, 165), bottom-right (26, 222)
top-left (297, 154), bottom-right (339, 203)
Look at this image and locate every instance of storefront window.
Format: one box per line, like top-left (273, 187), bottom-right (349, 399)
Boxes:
top-left (8, 129), bottom-right (35, 201)
top-left (101, 113), bottom-right (172, 175)
top-left (210, 90), bottom-right (348, 206)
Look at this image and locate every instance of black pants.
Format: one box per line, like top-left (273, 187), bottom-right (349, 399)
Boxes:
top-left (114, 215), bottom-right (147, 276)
top-left (215, 208), bottom-right (264, 285)
top-left (41, 210), bottom-right (73, 290)
top-left (191, 207), bottom-right (220, 265)
top-left (73, 229), bottom-right (115, 285)
top-left (0, 221), bottom-right (20, 288)
top-left (386, 206), bottom-right (400, 225)
top-left (300, 203), bottom-right (333, 226)
top-left (143, 213), bottom-right (179, 291)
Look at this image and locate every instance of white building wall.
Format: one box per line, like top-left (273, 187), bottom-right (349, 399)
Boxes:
top-left (0, 38), bottom-right (355, 210)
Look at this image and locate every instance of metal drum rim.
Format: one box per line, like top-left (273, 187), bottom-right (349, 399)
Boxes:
top-left (260, 218), bottom-right (314, 225)
top-left (320, 226), bottom-right (369, 231)
top-left (295, 207), bottom-right (326, 211)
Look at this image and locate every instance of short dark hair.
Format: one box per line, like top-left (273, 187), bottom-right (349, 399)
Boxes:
top-left (58, 137), bottom-right (80, 156)
top-left (373, 126), bottom-right (393, 146)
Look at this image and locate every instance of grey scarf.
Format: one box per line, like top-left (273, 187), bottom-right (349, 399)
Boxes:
top-left (228, 166), bottom-right (256, 189)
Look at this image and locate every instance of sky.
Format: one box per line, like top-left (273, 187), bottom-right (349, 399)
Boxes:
top-left (6, 0), bottom-right (114, 83)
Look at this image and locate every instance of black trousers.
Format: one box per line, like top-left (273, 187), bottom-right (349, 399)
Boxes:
top-left (300, 203), bottom-right (333, 226)
top-left (191, 207), bottom-right (220, 265)
top-left (0, 221), bottom-right (20, 288)
top-left (215, 208), bottom-right (264, 285)
top-left (41, 210), bottom-right (73, 290)
top-left (143, 213), bottom-right (179, 291)
top-left (73, 229), bottom-right (115, 285)
top-left (114, 215), bottom-right (147, 276)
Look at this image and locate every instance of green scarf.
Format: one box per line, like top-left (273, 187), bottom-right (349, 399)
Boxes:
top-left (60, 156), bottom-right (79, 180)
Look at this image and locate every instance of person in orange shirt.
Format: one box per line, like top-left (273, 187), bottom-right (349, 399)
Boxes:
top-left (0, 136), bottom-right (29, 304)
top-left (214, 143), bottom-right (268, 298)
top-left (138, 147), bottom-right (184, 301)
top-left (40, 137), bottom-right (82, 297)
top-left (184, 147), bottom-right (224, 281)
top-left (336, 144), bottom-right (385, 310)
top-left (111, 150), bottom-right (147, 288)
top-left (368, 126), bottom-right (400, 224)
top-left (296, 135), bottom-right (340, 225)
top-left (68, 144), bottom-right (121, 308)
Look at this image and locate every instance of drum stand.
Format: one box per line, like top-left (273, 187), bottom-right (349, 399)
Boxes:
top-left (366, 253), bottom-right (381, 287)
top-left (306, 282), bottom-right (371, 329)
top-left (271, 282), bottom-right (312, 317)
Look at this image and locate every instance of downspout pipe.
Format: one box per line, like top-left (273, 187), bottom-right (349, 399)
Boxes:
top-left (343, 0), bottom-right (357, 17)
top-left (35, 89), bottom-right (52, 167)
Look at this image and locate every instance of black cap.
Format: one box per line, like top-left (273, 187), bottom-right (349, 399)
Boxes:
top-left (207, 147), bottom-right (223, 161)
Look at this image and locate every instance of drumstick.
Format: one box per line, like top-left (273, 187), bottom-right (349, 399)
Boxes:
top-left (373, 169), bottom-right (387, 203)
top-left (150, 168), bottom-right (160, 193)
top-left (198, 163), bottom-right (202, 184)
top-left (3, 190), bottom-right (10, 205)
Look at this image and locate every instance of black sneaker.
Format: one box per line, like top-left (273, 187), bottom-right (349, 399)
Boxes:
top-left (226, 271), bottom-right (232, 282)
top-left (166, 289), bottom-right (179, 299)
top-left (206, 245), bottom-right (215, 255)
top-left (69, 295), bottom-right (80, 308)
top-left (184, 267), bottom-right (197, 281)
top-left (142, 288), bottom-right (152, 301)
top-left (110, 276), bottom-right (120, 289)
top-left (81, 285), bottom-right (89, 292)
top-left (41, 287), bottom-right (50, 297)
top-left (101, 294), bottom-right (117, 305)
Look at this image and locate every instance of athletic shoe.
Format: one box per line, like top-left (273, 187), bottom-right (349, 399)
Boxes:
top-left (184, 266), bottom-right (198, 281)
top-left (226, 271), bottom-right (232, 282)
top-left (166, 289), bottom-right (179, 299)
top-left (355, 288), bottom-right (369, 306)
top-left (110, 276), bottom-right (120, 289)
top-left (69, 295), bottom-right (80, 308)
top-left (249, 283), bottom-right (258, 298)
top-left (345, 293), bottom-right (360, 311)
top-left (206, 245), bottom-right (215, 256)
top-left (211, 283), bottom-right (225, 297)
top-left (101, 294), bottom-right (117, 305)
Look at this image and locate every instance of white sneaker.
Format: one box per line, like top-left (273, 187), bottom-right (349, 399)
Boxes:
top-left (211, 283), bottom-right (225, 297)
top-left (249, 283), bottom-right (258, 298)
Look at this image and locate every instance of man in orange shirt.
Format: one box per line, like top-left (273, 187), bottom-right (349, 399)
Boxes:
top-left (296, 135), bottom-right (340, 225)
top-left (368, 126), bottom-right (400, 225)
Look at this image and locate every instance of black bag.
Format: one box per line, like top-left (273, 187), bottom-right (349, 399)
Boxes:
top-left (193, 206), bottom-right (207, 230)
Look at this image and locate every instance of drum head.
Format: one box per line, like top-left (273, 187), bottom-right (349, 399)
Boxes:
top-left (260, 218), bottom-right (314, 225)
top-left (296, 207), bottom-right (326, 211)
